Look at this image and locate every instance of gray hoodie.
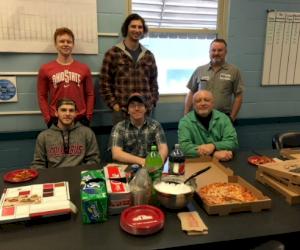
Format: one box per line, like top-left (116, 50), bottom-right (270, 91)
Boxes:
top-left (32, 122), bottom-right (100, 168)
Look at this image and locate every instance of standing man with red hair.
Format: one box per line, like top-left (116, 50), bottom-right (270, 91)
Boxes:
top-left (37, 27), bottom-right (95, 128)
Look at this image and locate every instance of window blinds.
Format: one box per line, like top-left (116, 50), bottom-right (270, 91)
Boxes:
top-left (131, 0), bottom-right (218, 30)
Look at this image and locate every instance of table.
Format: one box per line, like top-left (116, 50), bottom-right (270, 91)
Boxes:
top-left (0, 150), bottom-right (300, 250)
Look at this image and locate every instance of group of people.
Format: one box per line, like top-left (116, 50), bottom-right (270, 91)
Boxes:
top-left (32, 13), bottom-right (244, 168)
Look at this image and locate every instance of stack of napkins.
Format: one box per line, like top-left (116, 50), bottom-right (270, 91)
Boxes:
top-left (177, 211), bottom-right (208, 235)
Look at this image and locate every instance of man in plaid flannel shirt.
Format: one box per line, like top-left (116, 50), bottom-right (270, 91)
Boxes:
top-left (109, 93), bottom-right (168, 167)
top-left (100, 13), bottom-right (159, 125)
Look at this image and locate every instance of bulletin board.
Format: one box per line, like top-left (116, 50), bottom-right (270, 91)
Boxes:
top-left (262, 11), bottom-right (300, 86)
top-left (0, 0), bottom-right (98, 54)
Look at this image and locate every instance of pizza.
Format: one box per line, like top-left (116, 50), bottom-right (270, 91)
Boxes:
top-left (198, 182), bottom-right (258, 205)
top-left (248, 156), bottom-right (274, 166)
top-left (11, 170), bottom-right (34, 182)
top-left (4, 194), bottom-right (41, 206)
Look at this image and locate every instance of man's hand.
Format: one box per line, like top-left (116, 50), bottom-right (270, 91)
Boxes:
top-left (113, 103), bottom-right (120, 112)
top-left (213, 150), bottom-right (233, 161)
top-left (197, 143), bottom-right (215, 156)
top-left (139, 158), bottom-right (146, 167)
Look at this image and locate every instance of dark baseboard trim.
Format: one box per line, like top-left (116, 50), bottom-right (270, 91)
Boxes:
top-left (1, 116), bottom-right (300, 141)
top-left (237, 116), bottom-right (300, 126)
top-left (0, 131), bottom-right (41, 141)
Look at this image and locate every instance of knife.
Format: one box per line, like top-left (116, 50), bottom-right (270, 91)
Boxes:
top-left (184, 166), bottom-right (211, 184)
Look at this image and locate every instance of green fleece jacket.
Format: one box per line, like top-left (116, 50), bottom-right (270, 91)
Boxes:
top-left (32, 122), bottom-right (100, 168)
top-left (178, 110), bottom-right (238, 157)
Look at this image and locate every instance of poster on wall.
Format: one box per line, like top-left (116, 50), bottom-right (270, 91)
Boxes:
top-left (0, 76), bottom-right (18, 103)
top-left (0, 0), bottom-right (98, 54)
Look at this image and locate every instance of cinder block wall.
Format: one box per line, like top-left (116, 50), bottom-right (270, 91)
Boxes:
top-left (1, 0), bottom-right (300, 171)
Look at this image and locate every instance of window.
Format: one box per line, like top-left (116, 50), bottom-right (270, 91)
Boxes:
top-left (130, 0), bottom-right (227, 94)
top-left (141, 35), bottom-right (213, 94)
top-left (131, 0), bottom-right (218, 29)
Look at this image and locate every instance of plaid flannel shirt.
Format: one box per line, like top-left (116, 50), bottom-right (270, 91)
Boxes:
top-left (110, 118), bottom-right (167, 158)
top-left (100, 42), bottom-right (159, 110)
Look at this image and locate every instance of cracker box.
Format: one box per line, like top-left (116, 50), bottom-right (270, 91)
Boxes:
top-left (105, 179), bottom-right (131, 215)
top-left (80, 170), bottom-right (108, 223)
top-left (103, 164), bottom-right (127, 180)
top-left (103, 164), bottom-right (131, 215)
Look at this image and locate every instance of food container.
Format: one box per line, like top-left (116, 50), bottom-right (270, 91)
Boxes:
top-left (105, 179), bottom-right (131, 215)
top-left (80, 170), bottom-right (108, 223)
top-left (153, 175), bottom-right (196, 209)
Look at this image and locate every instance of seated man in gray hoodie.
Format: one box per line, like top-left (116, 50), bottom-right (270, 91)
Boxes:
top-left (32, 98), bottom-right (100, 168)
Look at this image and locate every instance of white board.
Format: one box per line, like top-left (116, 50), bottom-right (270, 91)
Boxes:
top-left (0, 0), bottom-right (98, 54)
top-left (262, 11), bottom-right (300, 86)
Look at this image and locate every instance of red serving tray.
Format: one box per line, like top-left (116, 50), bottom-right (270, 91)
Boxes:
top-left (3, 169), bottom-right (38, 183)
top-left (247, 155), bottom-right (274, 166)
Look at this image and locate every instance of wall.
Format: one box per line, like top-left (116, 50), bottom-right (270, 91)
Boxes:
top-left (226, 0), bottom-right (300, 154)
top-left (227, 0), bottom-right (300, 118)
top-left (1, 0), bottom-right (300, 171)
top-left (0, 0), bottom-right (128, 132)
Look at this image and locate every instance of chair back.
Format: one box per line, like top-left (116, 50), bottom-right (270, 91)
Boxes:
top-left (272, 132), bottom-right (300, 150)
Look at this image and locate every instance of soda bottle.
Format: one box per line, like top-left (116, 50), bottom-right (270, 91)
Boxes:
top-left (145, 145), bottom-right (163, 205)
top-left (145, 145), bottom-right (163, 182)
top-left (168, 144), bottom-right (185, 175)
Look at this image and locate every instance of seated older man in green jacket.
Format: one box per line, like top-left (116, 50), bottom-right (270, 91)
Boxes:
top-left (178, 90), bottom-right (238, 161)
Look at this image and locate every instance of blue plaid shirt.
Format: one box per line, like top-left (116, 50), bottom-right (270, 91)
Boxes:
top-left (110, 118), bottom-right (167, 157)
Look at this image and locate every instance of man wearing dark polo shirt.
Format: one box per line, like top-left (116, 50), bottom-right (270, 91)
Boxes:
top-left (184, 38), bottom-right (244, 122)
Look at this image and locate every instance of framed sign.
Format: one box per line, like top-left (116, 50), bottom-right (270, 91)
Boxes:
top-left (0, 76), bottom-right (18, 102)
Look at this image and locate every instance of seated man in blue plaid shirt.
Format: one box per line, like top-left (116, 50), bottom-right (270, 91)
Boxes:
top-left (109, 93), bottom-right (168, 166)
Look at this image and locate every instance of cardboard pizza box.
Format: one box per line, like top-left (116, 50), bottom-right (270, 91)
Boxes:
top-left (280, 148), bottom-right (300, 160)
top-left (185, 157), bottom-right (271, 216)
top-left (258, 159), bottom-right (300, 185)
top-left (256, 169), bottom-right (300, 193)
top-left (256, 169), bottom-right (300, 205)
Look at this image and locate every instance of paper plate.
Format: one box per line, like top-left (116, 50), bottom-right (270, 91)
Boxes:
top-left (247, 155), bottom-right (274, 166)
top-left (120, 205), bottom-right (165, 235)
top-left (3, 169), bottom-right (38, 183)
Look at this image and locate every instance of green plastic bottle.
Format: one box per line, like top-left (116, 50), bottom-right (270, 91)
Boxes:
top-left (145, 145), bottom-right (163, 182)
